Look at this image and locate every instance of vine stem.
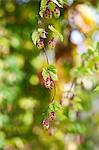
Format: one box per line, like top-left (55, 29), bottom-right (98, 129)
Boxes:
top-left (42, 48), bottom-right (56, 103)
top-left (42, 48), bottom-right (49, 64)
top-left (50, 82), bottom-right (56, 103)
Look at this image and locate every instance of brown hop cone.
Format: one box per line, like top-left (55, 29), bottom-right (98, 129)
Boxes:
top-left (44, 77), bottom-right (54, 89)
top-left (42, 119), bottom-right (49, 130)
top-left (49, 111), bottom-right (56, 121)
top-left (43, 7), bottom-right (52, 19)
top-left (54, 6), bottom-right (60, 18)
top-left (37, 38), bottom-right (44, 49)
top-left (48, 38), bottom-right (56, 49)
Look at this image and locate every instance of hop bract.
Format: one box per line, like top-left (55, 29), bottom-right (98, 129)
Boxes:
top-left (49, 111), bottom-right (56, 121)
top-left (43, 7), bottom-right (52, 19)
top-left (44, 77), bottom-right (54, 89)
top-left (42, 119), bottom-right (49, 130)
top-left (54, 6), bottom-right (60, 18)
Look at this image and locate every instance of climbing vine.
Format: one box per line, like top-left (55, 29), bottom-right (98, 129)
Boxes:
top-left (32, 0), bottom-right (99, 140)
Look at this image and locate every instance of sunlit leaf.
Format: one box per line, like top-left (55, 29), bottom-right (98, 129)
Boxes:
top-left (51, 0), bottom-right (63, 7)
top-left (38, 28), bottom-right (46, 38)
top-left (48, 2), bottom-right (56, 11)
top-left (42, 67), bottom-right (49, 80)
top-left (39, 0), bottom-right (47, 17)
top-left (40, 0), bottom-right (47, 10)
top-left (48, 25), bottom-right (63, 41)
top-left (32, 31), bottom-right (39, 45)
top-left (49, 71), bottom-right (58, 80)
top-left (49, 101), bottom-right (62, 112)
top-left (42, 65), bottom-right (58, 81)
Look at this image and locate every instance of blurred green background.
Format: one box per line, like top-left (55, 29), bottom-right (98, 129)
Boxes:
top-left (0, 0), bottom-right (99, 150)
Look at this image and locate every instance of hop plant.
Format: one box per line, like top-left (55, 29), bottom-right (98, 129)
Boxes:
top-left (53, 6), bottom-right (60, 18)
top-left (49, 111), bottom-right (56, 121)
top-left (36, 38), bottom-right (45, 49)
top-left (42, 65), bottom-right (58, 89)
top-left (42, 118), bottom-right (49, 130)
top-left (32, 0), bottom-right (99, 143)
top-left (44, 77), bottom-right (54, 89)
top-left (43, 7), bottom-right (52, 19)
top-left (32, 28), bottom-right (46, 49)
top-left (48, 38), bottom-right (56, 49)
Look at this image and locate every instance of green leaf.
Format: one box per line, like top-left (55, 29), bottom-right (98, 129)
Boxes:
top-left (48, 25), bottom-right (63, 41)
top-left (42, 67), bottom-right (49, 80)
top-left (48, 2), bottom-right (56, 11)
top-left (38, 28), bottom-right (44, 32)
top-left (49, 71), bottom-right (58, 80)
top-left (42, 65), bottom-right (58, 81)
top-left (94, 85), bottom-right (99, 92)
top-left (48, 65), bottom-right (57, 73)
top-left (38, 28), bottom-right (46, 38)
top-left (51, 0), bottom-right (63, 7)
top-left (58, 0), bottom-right (63, 5)
top-left (32, 31), bottom-right (39, 45)
top-left (40, 0), bottom-right (47, 11)
top-left (39, 0), bottom-right (47, 17)
top-left (48, 65), bottom-right (58, 80)
top-left (48, 101), bottom-right (66, 121)
top-left (49, 103), bottom-right (55, 111)
top-left (49, 101), bottom-right (62, 112)
top-left (54, 101), bottom-right (62, 110)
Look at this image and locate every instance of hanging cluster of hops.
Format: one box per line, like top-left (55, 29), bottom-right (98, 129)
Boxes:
top-left (53, 6), bottom-right (60, 18)
top-left (32, 0), bottom-right (99, 134)
top-left (42, 111), bottom-right (56, 130)
top-left (40, 0), bottom-right (62, 19)
top-left (43, 5), bottom-right (60, 19)
top-left (32, 24), bottom-right (63, 50)
top-left (42, 118), bottom-right (50, 130)
top-left (44, 76), bottom-right (54, 89)
top-left (43, 7), bottom-right (52, 19)
top-left (42, 101), bottom-right (66, 130)
top-left (48, 38), bottom-right (56, 49)
top-left (42, 65), bottom-right (58, 89)
top-left (31, 19), bottom-right (62, 126)
top-left (32, 28), bottom-right (46, 49)
top-left (37, 38), bottom-right (45, 49)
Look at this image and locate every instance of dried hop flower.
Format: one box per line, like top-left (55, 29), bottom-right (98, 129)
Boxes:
top-left (42, 119), bottom-right (49, 130)
top-left (44, 77), bottom-right (54, 89)
top-left (49, 111), bottom-right (56, 121)
top-left (54, 6), bottom-right (60, 18)
top-left (37, 38), bottom-right (44, 49)
top-left (43, 7), bottom-right (52, 19)
top-left (48, 38), bottom-right (56, 49)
